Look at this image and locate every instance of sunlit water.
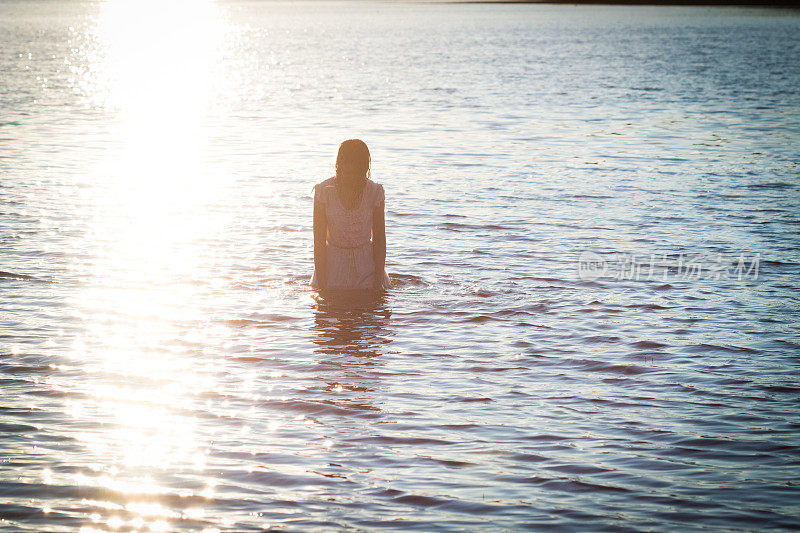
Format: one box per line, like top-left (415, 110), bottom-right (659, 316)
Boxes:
top-left (2, 1), bottom-right (800, 530)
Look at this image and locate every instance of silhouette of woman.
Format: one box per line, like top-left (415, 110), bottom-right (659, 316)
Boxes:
top-left (311, 139), bottom-right (391, 292)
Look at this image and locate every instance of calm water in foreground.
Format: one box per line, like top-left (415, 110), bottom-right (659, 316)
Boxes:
top-left (1, 1), bottom-right (800, 531)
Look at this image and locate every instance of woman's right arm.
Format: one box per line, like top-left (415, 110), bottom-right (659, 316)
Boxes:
top-left (371, 186), bottom-right (386, 291)
top-left (313, 191), bottom-right (327, 290)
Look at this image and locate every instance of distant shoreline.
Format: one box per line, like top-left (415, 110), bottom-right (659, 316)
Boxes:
top-left (425, 0), bottom-right (800, 6)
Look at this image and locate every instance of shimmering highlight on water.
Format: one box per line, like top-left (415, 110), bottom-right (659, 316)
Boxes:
top-left (1, 1), bottom-right (800, 531)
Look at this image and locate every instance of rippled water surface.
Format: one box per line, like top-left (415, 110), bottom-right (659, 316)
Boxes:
top-left (2, 1), bottom-right (800, 530)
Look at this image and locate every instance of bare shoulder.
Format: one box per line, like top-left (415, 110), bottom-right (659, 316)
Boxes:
top-left (314, 177), bottom-right (335, 201)
top-left (367, 179), bottom-right (385, 207)
top-left (366, 179), bottom-right (384, 193)
top-left (317, 177), bottom-right (336, 189)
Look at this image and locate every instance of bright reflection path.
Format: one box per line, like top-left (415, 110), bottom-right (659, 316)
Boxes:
top-left (67, 0), bottom-right (231, 530)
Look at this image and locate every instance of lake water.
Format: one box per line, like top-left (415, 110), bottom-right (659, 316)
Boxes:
top-left (1, 1), bottom-right (800, 530)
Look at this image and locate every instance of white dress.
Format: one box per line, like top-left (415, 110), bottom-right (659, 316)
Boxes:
top-left (310, 177), bottom-right (391, 291)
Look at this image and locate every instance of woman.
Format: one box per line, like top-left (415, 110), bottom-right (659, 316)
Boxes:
top-left (311, 139), bottom-right (391, 292)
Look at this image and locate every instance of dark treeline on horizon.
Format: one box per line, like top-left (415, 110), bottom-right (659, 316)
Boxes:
top-left (442, 0), bottom-right (800, 6)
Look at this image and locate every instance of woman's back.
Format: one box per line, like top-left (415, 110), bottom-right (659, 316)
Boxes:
top-left (316, 177), bottom-right (384, 249)
top-left (311, 152), bottom-right (390, 293)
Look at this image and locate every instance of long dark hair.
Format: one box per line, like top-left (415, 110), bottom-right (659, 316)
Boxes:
top-left (334, 139), bottom-right (370, 208)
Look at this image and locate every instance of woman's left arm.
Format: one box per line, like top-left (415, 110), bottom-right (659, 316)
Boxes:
top-left (372, 197), bottom-right (386, 291)
top-left (313, 190), bottom-right (328, 291)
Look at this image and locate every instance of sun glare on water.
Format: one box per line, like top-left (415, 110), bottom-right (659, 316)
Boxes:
top-left (93, 0), bottom-right (228, 184)
top-left (61, 1), bottom-right (238, 529)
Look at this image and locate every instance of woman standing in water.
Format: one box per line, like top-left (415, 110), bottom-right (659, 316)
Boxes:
top-left (311, 139), bottom-right (391, 292)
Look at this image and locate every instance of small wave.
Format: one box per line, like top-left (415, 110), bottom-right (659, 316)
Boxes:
top-left (0, 362), bottom-right (53, 375)
top-left (576, 280), bottom-right (606, 288)
top-left (251, 398), bottom-right (379, 416)
top-left (465, 314), bottom-right (501, 323)
top-left (523, 434), bottom-right (570, 442)
top-left (0, 478), bottom-right (209, 507)
top-left (0, 501), bottom-right (39, 521)
top-left (510, 452), bottom-right (547, 463)
top-left (419, 456), bottom-right (475, 467)
top-left (454, 396), bottom-right (492, 403)
top-left (567, 194), bottom-right (614, 199)
top-left (631, 340), bottom-right (668, 349)
top-left (0, 270), bottom-right (47, 282)
top-left (217, 319), bottom-right (265, 327)
top-left (584, 335), bottom-right (621, 344)
top-left (524, 476), bottom-right (630, 493)
top-left (429, 87), bottom-right (457, 94)
top-left (231, 355), bottom-right (266, 362)
top-left (0, 422), bottom-right (39, 433)
top-left (760, 384), bottom-right (800, 394)
top-left (496, 304), bottom-right (548, 316)
top-left (564, 358), bottom-right (652, 375)
top-left (546, 463), bottom-right (612, 475)
top-left (745, 182), bottom-right (794, 190)
top-left (438, 222), bottom-right (510, 231)
top-left (309, 469), bottom-right (348, 480)
top-left (389, 273), bottom-right (427, 287)
top-left (393, 494), bottom-right (448, 507)
top-left (353, 435), bottom-right (456, 446)
top-left (471, 288), bottom-right (495, 297)
top-left (218, 313), bottom-right (296, 326)
top-left (467, 366), bottom-right (524, 373)
top-left (684, 343), bottom-right (758, 354)
top-left (760, 259), bottom-right (796, 267)
top-left (266, 224), bottom-right (304, 232)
